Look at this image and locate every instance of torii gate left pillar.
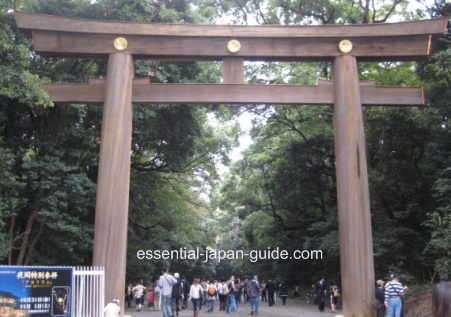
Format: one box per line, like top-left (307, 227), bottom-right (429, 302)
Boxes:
top-left (92, 52), bottom-right (134, 308)
top-left (333, 55), bottom-right (374, 316)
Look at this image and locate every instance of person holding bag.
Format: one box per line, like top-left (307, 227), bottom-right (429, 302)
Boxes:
top-left (384, 274), bottom-right (408, 317)
top-left (189, 278), bottom-right (203, 317)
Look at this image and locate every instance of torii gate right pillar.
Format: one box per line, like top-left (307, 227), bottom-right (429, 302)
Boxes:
top-left (333, 55), bottom-right (375, 317)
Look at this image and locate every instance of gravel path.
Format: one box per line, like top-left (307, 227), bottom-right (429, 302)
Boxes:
top-left (123, 299), bottom-right (343, 317)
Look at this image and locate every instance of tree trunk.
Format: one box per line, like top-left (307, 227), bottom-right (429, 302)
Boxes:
top-left (16, 210), bottom-right (36, 265)
top-left (8, 216), bottom-right (15, 265)
top-left (24, 218), bottom-right (45, 265)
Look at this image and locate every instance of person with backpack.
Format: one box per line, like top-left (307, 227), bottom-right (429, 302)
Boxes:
top-left (217, 279), bottom-right (228, 311)
top-left (171, 273), bottom-right (182, 317)
top-left (206, 280), bottom-right (217, 312)
top-left (181, 276), bottom-right (190, 309)
top-left (248, 275), bottom-right (261, 316)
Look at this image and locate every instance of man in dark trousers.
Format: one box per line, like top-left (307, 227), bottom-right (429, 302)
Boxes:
top-left (316, 276), bottom-right (327, 312)
top-left (265, 279), bottom-right (276, 307)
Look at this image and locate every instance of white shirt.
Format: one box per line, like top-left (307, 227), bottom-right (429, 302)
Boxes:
top-left (189, 284), bottom-right (203, 299)
top-left (132, 284), bottom-right (146, 298)
top-left (159, 273), bottom-right (177, 296)
top-left (104, 303), bottom-right (120, 317)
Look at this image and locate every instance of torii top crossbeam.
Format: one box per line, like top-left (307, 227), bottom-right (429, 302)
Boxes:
top-left (15, 11), bottom-right (447, 61)
top-left (13, 12), bottom-right (449, 106)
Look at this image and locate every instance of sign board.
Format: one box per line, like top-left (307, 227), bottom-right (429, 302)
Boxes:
top-left (0, 266), bottom-right (72, 317)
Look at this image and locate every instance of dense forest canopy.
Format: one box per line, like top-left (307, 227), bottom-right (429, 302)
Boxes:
top-left (0, 0), bottom-right (450, 289)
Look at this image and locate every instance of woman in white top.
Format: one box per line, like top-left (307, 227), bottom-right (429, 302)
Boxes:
top-left (189, 278), bottom-right (203, 317)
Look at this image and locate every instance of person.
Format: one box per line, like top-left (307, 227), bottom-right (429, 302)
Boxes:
top-left (181, 276), bottom-right (190, 309)
top-left (217, 279), bottom-right (227, 311)
top-left (242, 278), bottom-right (249, 303)
top-left (200, 278), bottom-right (208, 306)
top-left (171, 273), bottom-right (182, 317)
top-left (126, 283), bottom-right (133, 308)
top-left (147, 287), bottom-right (154, 311)
top-left (329, 282), bottom-right (340, 313)
top-left (265, 279), bottom-right (276, 307)
top-left (206, 280), bottom-right (217, 312)
top-left (132, 282), bottom-right (146, 311)
top-left (375, 279), bottom-right (385, 317)
top-left (234, 278), bottom-right (243, 310)
top-left (305, 291), bottom-right (311, 303)
top-left (189, 278), bottom-right (203, 317)
top-left (279, 281), bottom-right (288, 305)
top-left (315, 276), bottom-right (327, 312)
top-left (248, 275), bottom-right (261, 316)
top-left (159, 268), bottom-right (178, 317)
top-left (260, 280), bottom-right (267, 302)
top-left (274, 281), bottom-right (279, 305)
top-left (293, 285), bottom-right (299, 300)
top-left (227, 275), bottom-right (237, 314)
top-left (384, 273), bottom-right (407, 317)
top-left (154, 279), bottom-right (161, 311)
top-left (104, 298), bottom-right (120, 317)
top-left (432, 282), bottom-right (451, 317)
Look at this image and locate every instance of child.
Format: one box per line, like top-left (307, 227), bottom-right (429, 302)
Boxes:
top-left (305, 291), bottom-right (311, 303)
top-left (147, 288), bottom-right (154, 311)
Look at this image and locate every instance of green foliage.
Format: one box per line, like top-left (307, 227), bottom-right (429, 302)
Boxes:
top-left (199, 0), bottom-right (418, 25)
top-left (417, 32), bottom-right (451, 282)
top-left (0, 0), bottom-right (449, 291)
top-left (423, 169), bottom-right (451, 281)
top-left (0, 0), bottom-right (235, 278)
top-left (0, 18), bottom-right (50, 105)
top-left (208, 0), bottom-right (451, 286)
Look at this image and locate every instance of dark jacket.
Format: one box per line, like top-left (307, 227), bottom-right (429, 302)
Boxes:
top-left (375, 287), bottom-right (384, 304)
top-left (266, 280), bottom-right (276, 293)
top-left (171, 279), bottom-right (182, 299)
top-left (279, 283), bottom-right (288, 297)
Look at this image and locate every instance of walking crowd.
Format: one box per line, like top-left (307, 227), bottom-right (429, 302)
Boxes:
top-left (123, 269), bottom-right (300, 317)
top-left (109, 270), bottom-right (451, 317)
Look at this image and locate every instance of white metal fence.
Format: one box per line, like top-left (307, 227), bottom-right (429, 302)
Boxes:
top-left (72, 266), bottom-right (104, 317)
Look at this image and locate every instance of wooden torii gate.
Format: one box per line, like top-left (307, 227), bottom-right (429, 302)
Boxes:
top-left (15, 11), bottom-right (448, 316)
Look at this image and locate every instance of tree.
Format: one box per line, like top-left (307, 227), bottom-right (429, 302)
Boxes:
top-left (210, 0), bottom-right (451, 285)
top-left (0, 0), bottom-right (236, 280)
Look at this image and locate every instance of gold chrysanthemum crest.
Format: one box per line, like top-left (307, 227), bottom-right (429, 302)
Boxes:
top-left (227, 40), bottom-right (241, 53)
top-left (338, 40), bottom-right (353, 54)
top-left (113, 37), bottom-right (128, 51)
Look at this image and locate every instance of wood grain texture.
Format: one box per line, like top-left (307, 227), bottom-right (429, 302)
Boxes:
top-left (333, 55), bottom-right (375, 317)
top-left (223, 58), bottom-right (244, 84)
top-left (42, 81), bottom-right (424, 106)
top-left (31, 31), bottom-right (433, 61)
top-left (92, 53), bottom-right (134, 311)
top-left (15, 11), bottom-right (448, 38)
